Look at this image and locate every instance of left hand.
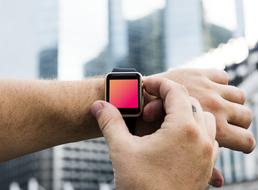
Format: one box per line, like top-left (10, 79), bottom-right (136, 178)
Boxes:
top-left (135, 68), bottom-right (256, 188)
top-left (144, 68), bottom-right (255, 153)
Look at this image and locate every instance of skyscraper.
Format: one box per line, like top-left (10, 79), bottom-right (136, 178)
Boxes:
top-left (85, 0), bottom-right (165, 76)
top-left (164, 0), bottom-right (204, 68)
top-left (0, 0), bottom-right (58, 189)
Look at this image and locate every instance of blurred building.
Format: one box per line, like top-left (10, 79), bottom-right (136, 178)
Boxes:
top-left (221, 43), bottom-right (258, 184)
top-left (0, 0), bottom-right (59, 189)
top-left (84, 0), bottom-right (165, 76)
top-left (39, 48), bottom-right (58, 79)
top-left (164, 0), bottom-right (204, 68)
top-left (0, 0), bottom-right (114, 189)
top-left (127, 9), bottom-right (164, 75)
top-left (0, 0), bottom-right (39, 79)
top-left (1, 0), bottom-right (258, 189)
top-left (84, 0), bottom-right (233, 76)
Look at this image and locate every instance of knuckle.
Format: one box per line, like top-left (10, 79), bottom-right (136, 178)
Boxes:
top-left (99, 111), bottom-right (120, 131)
top-left (183, 120), bottom-right (200, 140)
top-left (219, 70), bottom-right (230, 83)
top-left (244, 108), bottom-right (253, 127)
top-left (99, 112), bottom-right (113, 130)
top-left (202, 140), bottom-right (214, 158)
top-left (207, 94), bottom-right (224, 111)
top-left (216, 125), bottom-right (223, 139)
top-left (215, 118), bottom-right (226, 138)
top-left (160, 78), bottom-right (172, 92)
top-left (175, 83), bottom-right (188, 95)
top-left (238, 89), bottom-right (246, 104)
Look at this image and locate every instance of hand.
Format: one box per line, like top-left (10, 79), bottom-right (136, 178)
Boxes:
top-left (91, 78), bottom-right (218, 190)
top-left (150, 68), bottom-right (256, 153)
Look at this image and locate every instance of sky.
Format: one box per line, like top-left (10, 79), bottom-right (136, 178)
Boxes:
top-left (58, 0), bottom-right (165, 80)
top-left (202, 0), bottom-right (237, 31)
top-left (58, 0), bottom-right (108, 80)
top-left (58, 0), bottom-right (258, 80)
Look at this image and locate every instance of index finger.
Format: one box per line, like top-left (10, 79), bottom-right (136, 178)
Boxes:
top-left (143, 77), bottom-right (193, 121)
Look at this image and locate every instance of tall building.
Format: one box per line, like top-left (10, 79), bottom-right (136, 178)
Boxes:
top-left (127, 9), bottom-right (165, 75)
top-left (108, 0), bottom-right (128, 68)
top-left (85, 1), bottom-right (165, 76)
top-left (164, 0), bottom-right (203, 68)
top-left (39, 48), bottom-right (58, 79)
top-left (0, 0), bottom-right (59, 189)
top-left (0, 0), bottom-right (39, 79)
top-left (0, 0), bottom-right (114, 189)
top-left (85, 0), bottom-right (206, 76)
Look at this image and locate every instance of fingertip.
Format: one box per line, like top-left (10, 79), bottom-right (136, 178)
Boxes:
top-left (244, 135), bottom-right (256, 154)
top-left (91, 101), bottom-right (116, 118)
top-left (143, 99), bottom-right (164, 122)
top-left (91, 101), bottom-right (106, 117)
top-left (209, 168), bottom-right (224, 188)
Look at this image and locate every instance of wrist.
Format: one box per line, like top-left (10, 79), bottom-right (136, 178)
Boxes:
top-left (45, 78), bottom-right (105, 143)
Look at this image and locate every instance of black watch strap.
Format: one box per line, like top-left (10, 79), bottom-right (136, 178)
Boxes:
top-left (112, 68), bottom-right (137, 134)
top-left (112, 68), bottom-right (137, 72)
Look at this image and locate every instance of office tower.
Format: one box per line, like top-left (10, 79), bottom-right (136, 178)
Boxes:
top-left (0, 0), bottom-right (114, 189)
top-left (52, 140), bottom-right (113, 190)
top-left (85, 0), bottom-right (165, 76)
top-left (39, 48), bottom-right (58, 79)
top-left (0, 0), bottom-right (58, 189)
top-left (127, 9), bottom-right (165, 75)
top-left (164, 0), bottom-right (203, 68)
top-left (108, 0), bottom-right (128, 68)
top-left (0, 0), bottom-right (39, 79)
top-left (235, 0), bottom-right (245, 37)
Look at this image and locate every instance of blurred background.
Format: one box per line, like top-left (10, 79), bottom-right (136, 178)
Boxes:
top-left (0, 0), bottom-right (258, 189)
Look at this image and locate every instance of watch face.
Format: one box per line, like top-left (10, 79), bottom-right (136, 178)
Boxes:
top-left (105, 72), bottom-right (142, 117)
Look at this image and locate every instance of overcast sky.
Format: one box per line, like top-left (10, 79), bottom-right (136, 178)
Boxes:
top-left (58, 0), bottom-right (258, 80)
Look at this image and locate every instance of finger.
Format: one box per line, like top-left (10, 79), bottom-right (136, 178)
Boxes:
top-left (204, 112), bottom-right (216, 141)
top-left (189, 97), bottom-right (204, 123)
top-left (143, 98), bottom-right (165, 122)
top-left (91, 101), bottom-right (131, 146)
top-left (218, 123), bottom-right (256, 153)
top-left (143, 89), bottom-right (157, 105)
top-left (226, 101), bottom-right (252, 129)
top-left (217, 84), bottom-right (246, 104)
top-left (209, 167), bottom-right (224, 188)
top-left (143, 77), bottom-right (193, 121)
top-left (204, 69), bottom-right (229, 85)
top-left (212, 141), bottom-right (219, 166)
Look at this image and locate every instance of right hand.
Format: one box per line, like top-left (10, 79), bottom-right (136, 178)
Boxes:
top-left (91, 77), bottom-right (218, 190)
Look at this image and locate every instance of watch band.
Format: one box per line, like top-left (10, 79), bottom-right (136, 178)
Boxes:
top-left (112, 68), bottom-right (137, 134)
top-left (112, 68), bottom-right (137, 72)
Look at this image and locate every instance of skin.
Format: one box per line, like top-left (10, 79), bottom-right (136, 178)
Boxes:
top-left (91, 77), bottom-right (219, 190)
top-left (158, 69), bottom-right (255, 153)
top-left (0, 69), bottom-right (255, 187)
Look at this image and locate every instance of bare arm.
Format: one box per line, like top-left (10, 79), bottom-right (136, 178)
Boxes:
top-left (0, 68), bottom-right (255, 171)
top-left (0, 78), bottom-right (104, 162)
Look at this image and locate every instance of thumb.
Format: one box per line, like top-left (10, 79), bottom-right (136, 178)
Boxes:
top-left (91, 100), bottom-right (131, 146)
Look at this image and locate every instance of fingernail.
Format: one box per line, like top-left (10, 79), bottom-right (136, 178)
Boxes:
top-left (91, 101), bottom-right (105, 117)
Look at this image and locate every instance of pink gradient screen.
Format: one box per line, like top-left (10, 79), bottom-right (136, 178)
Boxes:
top-left (110, 79), bottom-right (138, 108)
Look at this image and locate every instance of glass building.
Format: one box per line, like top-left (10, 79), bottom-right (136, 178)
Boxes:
top-left (1, 0), bottom-right (258, 189)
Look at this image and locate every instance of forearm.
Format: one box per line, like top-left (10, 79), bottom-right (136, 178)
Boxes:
top-left (0, 78), bottom-right (104, 162)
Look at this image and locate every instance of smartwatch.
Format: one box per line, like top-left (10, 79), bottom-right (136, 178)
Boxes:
top-left (105, 68), bottom-right (143, 134)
